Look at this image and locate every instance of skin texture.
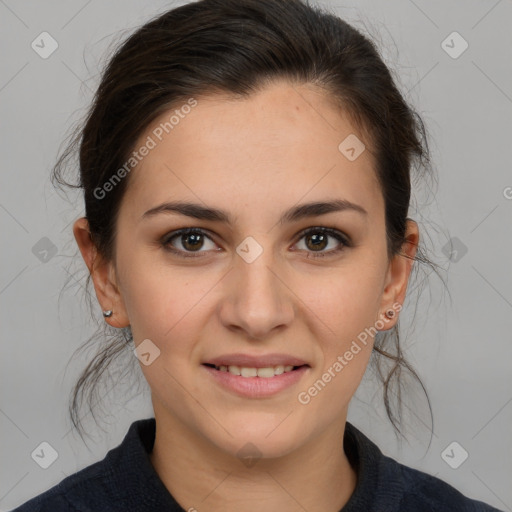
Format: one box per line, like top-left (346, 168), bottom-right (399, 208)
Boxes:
top-left (73, 80), bottom-right (419, 512)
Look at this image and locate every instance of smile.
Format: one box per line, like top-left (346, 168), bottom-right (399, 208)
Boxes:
top-left (205, 363), bottom-right (305, 378)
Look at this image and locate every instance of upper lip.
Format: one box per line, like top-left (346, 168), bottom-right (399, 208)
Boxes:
top-left (203, 353), bottom-right (310, 368)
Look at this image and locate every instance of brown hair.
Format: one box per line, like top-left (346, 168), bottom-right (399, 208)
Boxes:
top-left (54, 0), bottom-right (444, 442)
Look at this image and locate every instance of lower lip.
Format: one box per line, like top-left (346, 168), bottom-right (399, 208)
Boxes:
top-left (202, 365), bottom-right (309, 398)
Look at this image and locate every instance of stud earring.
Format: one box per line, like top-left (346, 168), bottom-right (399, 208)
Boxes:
top-left (385, 309), bottom-right (395, 319)
top-left (103, 310), bottom-right (113, 318)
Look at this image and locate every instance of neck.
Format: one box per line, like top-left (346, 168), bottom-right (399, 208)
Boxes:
top-left (149, 401), bottom-right (357, 512)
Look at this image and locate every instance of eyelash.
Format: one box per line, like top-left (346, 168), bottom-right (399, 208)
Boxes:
top-left (160, 227), bottom-right (351, 259)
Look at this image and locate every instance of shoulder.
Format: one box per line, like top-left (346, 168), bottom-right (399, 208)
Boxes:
top-left (10, 491), bottom-right (79, 512)
top-left (9, 456), bottom-right (114, 511)
top-left (9, 418), bottom-right (159, 512)
top-left (392, 461), bottom-right (503, 511)
top-left (343, 422), bottom-right (504, 512)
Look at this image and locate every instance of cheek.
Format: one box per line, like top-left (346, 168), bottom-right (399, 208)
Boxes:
top-left (314, 288), bottom-right (377, 385)
top-left (295, 257), bottom-right (384, 403)
top-left (115, 247), bottom-right (202, 346)
top-left (302, 262), bottom-right (384, 338)
top-left (124, 275), bottom-right (209, 343)
top-left (294, 269), bottom-right (381, 424)
top-left (120, 264), bottom-right (211, 403)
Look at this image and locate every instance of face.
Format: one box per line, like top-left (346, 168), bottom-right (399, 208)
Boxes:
top-left (75, 80), bottom-right (417, 459)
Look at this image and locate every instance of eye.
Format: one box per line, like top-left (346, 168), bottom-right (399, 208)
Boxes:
top-left (293, 227), bottom-right (350, 258)
top-left (161, 226), bottom-right (351, 259)
top-left (161, 228), bottom-right (219, 258)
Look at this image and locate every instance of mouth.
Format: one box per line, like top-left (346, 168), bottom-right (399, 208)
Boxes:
top-left (201, 362), bottom-right (310, 398)
top-left (202, 363), bottom-right (309, 379)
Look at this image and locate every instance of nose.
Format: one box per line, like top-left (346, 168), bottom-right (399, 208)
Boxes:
top-left (218, 240), bottom-right (295, 341)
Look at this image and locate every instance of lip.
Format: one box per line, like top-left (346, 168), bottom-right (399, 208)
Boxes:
top-left (202, 364), bottom-right (310, 398)
top-left (203, 353), bottom-right (309, 368)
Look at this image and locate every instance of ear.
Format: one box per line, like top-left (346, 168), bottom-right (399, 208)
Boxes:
top-left (377, 219), bottom-right (419, 330)
top-left (73, 217), bottom-right (130, 328)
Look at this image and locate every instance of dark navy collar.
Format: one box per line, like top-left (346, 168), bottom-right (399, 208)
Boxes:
top-left (16, 417), bottom-right (499, 511)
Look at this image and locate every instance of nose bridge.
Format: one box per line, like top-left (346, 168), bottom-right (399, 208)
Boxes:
top-left (220, 234), bottom-right (294, 339)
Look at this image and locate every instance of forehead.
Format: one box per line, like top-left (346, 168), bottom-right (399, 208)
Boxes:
top-left (120, 81), bottom-right (383, 224)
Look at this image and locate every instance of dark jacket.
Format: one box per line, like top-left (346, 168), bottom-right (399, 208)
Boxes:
top-left (10, 417), bottom-right (504, 511)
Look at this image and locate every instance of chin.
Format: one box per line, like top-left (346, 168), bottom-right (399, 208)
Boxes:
top-left (205, 415), bottom-right (306, 461)
top-left (219, 435), bottom-right (301, 463)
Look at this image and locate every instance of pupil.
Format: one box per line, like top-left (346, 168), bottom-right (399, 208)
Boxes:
top-left (183, 233), bottom-right (203, 251)
top-left (307, 233), bottom-right (326, 251)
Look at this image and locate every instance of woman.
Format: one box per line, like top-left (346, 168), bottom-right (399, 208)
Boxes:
top-left (11, 0), bottom-right (504, 510)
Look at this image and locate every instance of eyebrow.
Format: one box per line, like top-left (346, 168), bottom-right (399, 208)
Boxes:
top-left (141, 199), bottom-right (367, 225)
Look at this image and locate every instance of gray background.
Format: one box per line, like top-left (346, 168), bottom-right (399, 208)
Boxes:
top-left (1, 0), bottom-right (511, 510)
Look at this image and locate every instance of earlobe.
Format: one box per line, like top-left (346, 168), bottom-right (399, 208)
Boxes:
top-left (72, 217), bottom-right (130, 328)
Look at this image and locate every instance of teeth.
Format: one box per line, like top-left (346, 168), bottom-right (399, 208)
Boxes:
top-left (273, 365), bottom-right (285, 375)
top-left (217, 364), bottom-right (298, 378)
top-left (257, 367), bottom-right (276, 378)
top-left (228, 365), bottom-right (241, 376)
